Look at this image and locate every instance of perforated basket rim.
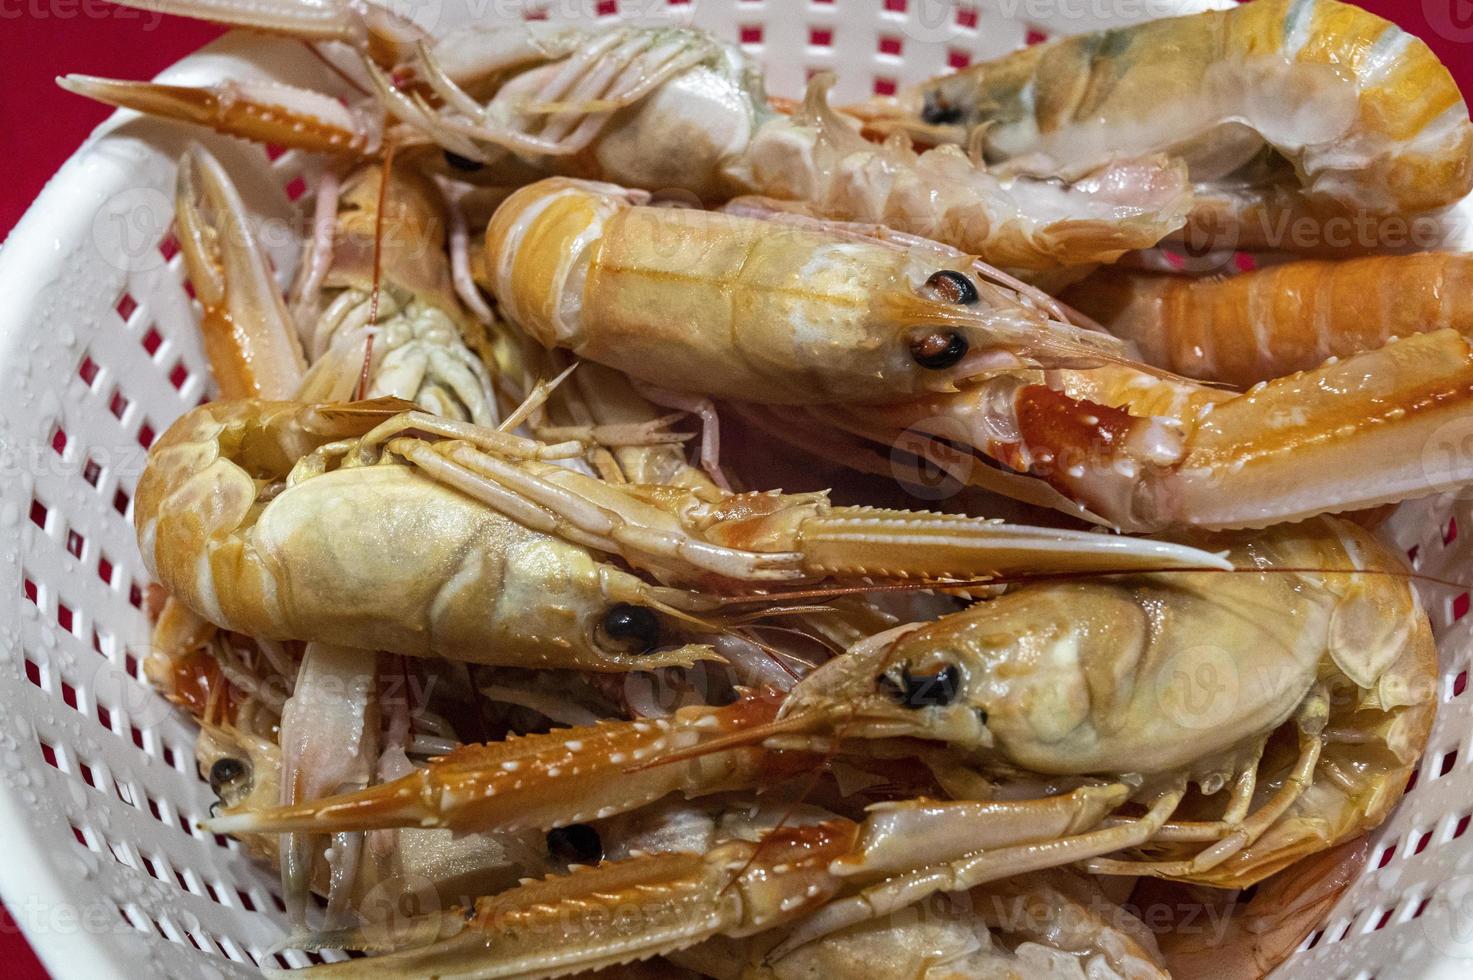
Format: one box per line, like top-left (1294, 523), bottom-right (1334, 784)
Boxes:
top-left (6, 1), bottom-right (1473, 978)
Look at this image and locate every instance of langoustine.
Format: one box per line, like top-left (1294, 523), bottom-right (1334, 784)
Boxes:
top-left (63, 0), bottom-right (1192, 270)
top-left (206, 517), bottom-right (1434, 974)
top-left (866, 0), bottom-right (1473, 251)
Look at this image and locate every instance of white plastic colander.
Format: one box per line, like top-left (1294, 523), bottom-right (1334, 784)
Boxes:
top-left (4, 0), bottom-right (1473, 976)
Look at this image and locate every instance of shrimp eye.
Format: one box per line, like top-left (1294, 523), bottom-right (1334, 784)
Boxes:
top-left (921, 95), bottom-right (963, 126)
top-left (547, 824), bottom-right (603, 865)
top-left (443, 150), bottom-right (484, 172)
top-left (598, 604), bottom-right (660, 653)
top-left (208, 757), bottom-right (250, 798)
top-left (910, 331), bottom-right (969, 370)
top-left (879, 664), bottom-right (961, 709)
top-left (923, 270), bottom-right (980, 305)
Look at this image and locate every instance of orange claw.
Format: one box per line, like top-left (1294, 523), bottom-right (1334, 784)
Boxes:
top-left (206, 691), bottom-right (815, 836)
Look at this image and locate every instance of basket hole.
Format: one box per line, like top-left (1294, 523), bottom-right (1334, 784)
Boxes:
top-left (169, 361), bottom-right (190, 390)
top-left (66, 529), bottom-right (84, 559)
top-left (1445, 516), bottom-right (1459, 545)
top-left (522, 4), bottom-right (547, 19)
top-left (1453, 591), bottom-right (1471, 621)
top-left (141, 325), bottom-right (163, 358)
top-left (264, 143), bottom-right (286, 162)
top-left (130, 724), bottom-right (146, 750)
top-left (1407, 544), bottom-right (1420, 567)
top-left (285, 175), bottom-right (308, 201)
top-left (236, 888), bottom-right (257, 912)
top-left (71, 822), bottom-right (98, 850)
top-left (1415, 829), bottom-right (1433, 855)
top-left (77, 355), bottom-right (100, 388)
top-left (128, 580), bottom-right (144, 609)
top-left (955, 5), bottom-right (977, 29)
top-left (57, 601), bottom-right (76, 636)
top-left (1448, 667), bottom-right (1468, 701)
top-left (948, 49), bottom-right (972, 70)
top-left (29, 497), bottom-right (48, 531)
top-left (125, 652), bottom-right (142, 681)
top-left (739, 24), bottom-right (762, 45)
top-left (79, 759), bottom-right (97, 789)
top-left (39, 738), bottom-right (58, 769)
top-left (162, 741), bottom-right (180, 771)
top-left (809, 27), bottom-right (832, 47)
top-left (24, 655), bottom-right (42, 688)
top-left (1406, 768), bottom-right (1419, 794)
top-left (116, 779), bottom-right (138, 808)
top-left (1026, 27), bottom-right (1050, 45)
top-left (1439, 749), bottom-right (1459, 778)
top-left (109, 388), bottom-right (130, 420)
top-left (23, 576), bottom-right (38, 605)
top-left (883, 0), bottom-right (906, 12)
top-left (137, 421), bottom-right (157, 449)
top-left (217, 937), bottom-right (249, 964)
top-left (115, 292), bottom-right (137, 323)
top-left (1302, 928), bottom-right (1323, 950)
top-left (595, 0), bottom-right (617, 14)
top-left (159, 233), bottom-right (179, 261)
top-left (877, 35), bottom-right (901, 57)
top-left (1455, 813), bottom-right (1471, 839)
top-left (50, 426), bottom-right (68, 458)
top-left (142, 854), bottom-right (160, 879)
top-left (91, 627), bottom-right (106, 656)
top-left (61, 680), bottom-right (78, 710)
top-left (83, 456), bottom-right (102, 487)
top-left (97, 554), bottom-right (115, 586)
top-left (107, 840), bottom-right (133, 867)
top-left (147, 795), bottom-right (163, 821)
top-left (1376, 843), bottom-right (1396, 868)
top-left (1414, 896), bottom-right (1432, 919)
top-left (873, 76), bottom-right (897, 96)
top-left (96, 701), bottom-right (112, 731)
top-left (1373, 906), bottom-right (1395, 931)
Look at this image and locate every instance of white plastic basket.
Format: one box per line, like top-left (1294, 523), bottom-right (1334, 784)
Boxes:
top-left (3, 1), bottom-right (1472, 976)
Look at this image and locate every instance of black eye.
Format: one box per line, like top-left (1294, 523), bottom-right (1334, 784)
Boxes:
top-left (921, 95), bottom-right (963, 126)
top-left (923, 270), bottom-right (980, 305)
top-left (208, 757), bottom-right (250, 798)
top-left (910, 331), bottom-right (969, 370)
top-left (547, 824), bottom-right (603, 865)
top-left (597, 604), bottom-right (661, 654)
top-left (878, 664), bottom-right (961, 709)
top-left (443, 150), bottom-right (483, 172)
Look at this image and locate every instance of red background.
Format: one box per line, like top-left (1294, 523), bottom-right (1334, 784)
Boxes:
top-left (0, 1), bottom-right (1470, 976)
